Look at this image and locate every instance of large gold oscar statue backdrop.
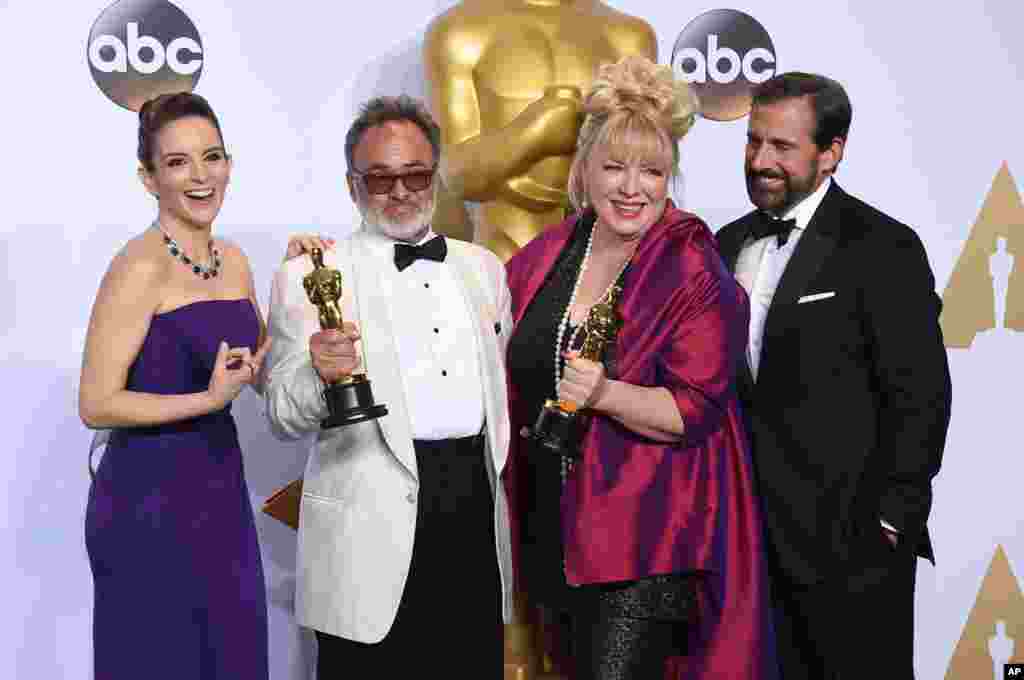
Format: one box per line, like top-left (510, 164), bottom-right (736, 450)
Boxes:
top-left (424, 0), bottom-right (657, 261)
top-left (423, 3), bottom-right (657, 678)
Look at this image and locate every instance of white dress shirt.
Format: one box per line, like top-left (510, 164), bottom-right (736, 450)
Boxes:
top-left (735, 177), bottom-right (832, 381)
top-left (360, 228), bottom-right (485, 440)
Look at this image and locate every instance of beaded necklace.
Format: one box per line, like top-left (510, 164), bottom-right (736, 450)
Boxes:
top-left (155, 220), bottom-right (221, 280)
top-left (553, 223), bottom-right (633, 397)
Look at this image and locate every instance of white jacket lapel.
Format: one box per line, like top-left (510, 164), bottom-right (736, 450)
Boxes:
top-left (446, 245), bottom-right (509, 476)
top-left (348, 233), bottom-right (417, 479)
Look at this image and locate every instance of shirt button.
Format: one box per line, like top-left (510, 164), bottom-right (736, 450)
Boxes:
top-left (406, 492), bottom-right (416, 504)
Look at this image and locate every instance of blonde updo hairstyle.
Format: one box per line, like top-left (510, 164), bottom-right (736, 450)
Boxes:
top-left (568, 56), bottom-right (699, 213)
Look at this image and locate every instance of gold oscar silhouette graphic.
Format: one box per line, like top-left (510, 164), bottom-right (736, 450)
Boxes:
top-left (941, 163), bottom-right (1024, 348)
top-left (945, 545), bottom-right (1024, 679)
top-left (423, 0), bottom-right (657, 261)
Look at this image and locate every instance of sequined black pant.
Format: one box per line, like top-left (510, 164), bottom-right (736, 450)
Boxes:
top-left (572, 612), bottom-right (685, 680)
top-left (537, 573), bottom-right (700, 680)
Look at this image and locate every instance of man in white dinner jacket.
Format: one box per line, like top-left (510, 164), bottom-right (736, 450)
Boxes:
top-left (263, 95), bottom-right (513, 678)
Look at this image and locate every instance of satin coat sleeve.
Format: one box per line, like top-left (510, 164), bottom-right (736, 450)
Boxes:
top-left (653, 233), bottom-right (749, 447)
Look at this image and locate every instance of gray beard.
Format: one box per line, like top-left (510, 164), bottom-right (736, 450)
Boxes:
top-left (357, 199), bottom-right (436, 243)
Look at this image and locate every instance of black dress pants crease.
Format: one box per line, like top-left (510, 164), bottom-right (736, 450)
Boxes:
top-left (771, 541), bottom-right (917, 680)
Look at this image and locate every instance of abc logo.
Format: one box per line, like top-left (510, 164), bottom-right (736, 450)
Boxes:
top-left (671, 9), bottom-right (777, 122)
top-left (87, 0), bottom-right (203, 111)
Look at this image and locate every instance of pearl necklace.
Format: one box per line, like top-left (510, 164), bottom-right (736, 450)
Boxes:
top-left (155, 221), bottom-right (221, 280)
top-left (553, 223), bottom-right (633, 399)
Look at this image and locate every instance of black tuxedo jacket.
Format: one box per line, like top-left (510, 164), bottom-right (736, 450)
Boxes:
top-left (717, 182), bottom-right (952, 586)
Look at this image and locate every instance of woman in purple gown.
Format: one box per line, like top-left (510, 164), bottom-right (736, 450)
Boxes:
top-left (79, 93), bottom-right (326, 679)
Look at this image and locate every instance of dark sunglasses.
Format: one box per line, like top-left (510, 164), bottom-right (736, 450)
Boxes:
top-left (350, 167), bottom-right (436, 195)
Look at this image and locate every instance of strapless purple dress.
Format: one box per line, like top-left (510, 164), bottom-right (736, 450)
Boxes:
top-left (85, 299), bottom-right (268, 680)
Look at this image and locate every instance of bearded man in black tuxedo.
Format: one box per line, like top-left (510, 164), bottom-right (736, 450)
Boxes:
top-left (716, 72), bottom-right (952, 680)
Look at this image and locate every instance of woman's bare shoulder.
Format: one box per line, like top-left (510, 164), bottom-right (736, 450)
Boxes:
top-left (102, 229), bottom-right (170, 295)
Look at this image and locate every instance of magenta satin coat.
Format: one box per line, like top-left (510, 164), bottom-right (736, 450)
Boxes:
top-left (504, 203), bottom-right (778, 679)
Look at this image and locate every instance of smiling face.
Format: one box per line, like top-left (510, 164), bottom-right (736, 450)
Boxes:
top-left (347, 120), bottom-right (436, 243)
top-left (584, 128), bottom-right (672, 243)
top-left (139, 115), bottom-right (231, 230)
top-left (745, 96), bottom-right (842, 216)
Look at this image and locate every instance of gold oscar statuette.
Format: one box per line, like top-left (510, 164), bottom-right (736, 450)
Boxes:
top-left (529, 277), bottom-right (624, 456)
top-left (303, 248), bottom-right (387, 428)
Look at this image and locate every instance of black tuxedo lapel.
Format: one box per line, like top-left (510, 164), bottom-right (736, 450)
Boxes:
top-left (716, 215), bottom-right (758, 397)
top-left (716, 214), bottom-right (755, 273)
top-left (760, 183), bottom-right (843, 347)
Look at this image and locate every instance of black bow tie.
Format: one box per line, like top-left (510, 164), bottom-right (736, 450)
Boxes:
top-left (394, 235), bottom-right (447, 272)
top-left (750, 213), bottom-right (797, 247)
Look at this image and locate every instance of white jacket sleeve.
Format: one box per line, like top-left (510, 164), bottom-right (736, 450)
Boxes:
top-left (263, 261), bottom-right (329, 441)
top-left (495, 256), bottom-right (513, 359)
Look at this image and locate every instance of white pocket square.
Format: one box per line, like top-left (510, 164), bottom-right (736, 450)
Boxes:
top-left (798, 291), bottom-right (836, 304)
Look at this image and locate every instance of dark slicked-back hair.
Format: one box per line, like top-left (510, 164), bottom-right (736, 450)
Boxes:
top-left (752, 72), bottom-right (852, 150)
top-left (138, 92), bottom-right (226, 172)
top-left (344, 95), bottom-right (441, 170)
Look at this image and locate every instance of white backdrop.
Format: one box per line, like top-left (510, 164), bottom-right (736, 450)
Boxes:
top-left (1, 1), bottom-right (1022, 678)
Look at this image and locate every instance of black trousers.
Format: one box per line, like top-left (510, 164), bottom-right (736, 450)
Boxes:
top-left (315, 435), bottom-right (502, 678)
top-left (771, 547), bottom-right (918, 680)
